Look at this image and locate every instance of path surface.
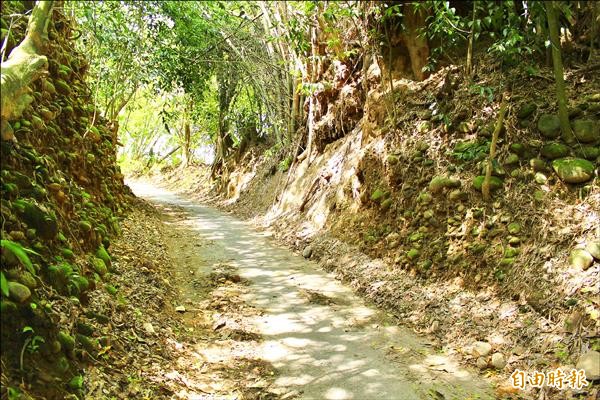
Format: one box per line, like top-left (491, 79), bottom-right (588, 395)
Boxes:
top-left (128, 180), bottom-right (494, 400)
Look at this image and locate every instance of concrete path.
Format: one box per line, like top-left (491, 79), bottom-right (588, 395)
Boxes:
top-left (129, 180), bottom-right (493, 400)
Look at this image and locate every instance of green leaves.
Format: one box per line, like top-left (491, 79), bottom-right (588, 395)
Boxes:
top-left (1, 272), bottom-right (9, 297)
top-left (1, 240), bottom-right (40, 275)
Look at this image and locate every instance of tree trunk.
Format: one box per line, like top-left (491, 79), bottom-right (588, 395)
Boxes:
top-left (1, 1), bottom-right (54, 128)
top-left (546, 1), bottom-right (575, 143)
top-left (183, 121), bottom-right (191, 166)
top-left (402, 3), bottom-right (429, 81)
top-left (482, 94), bottom-right (508, 201)
top-left (466, 2), bottom-right (476, 78)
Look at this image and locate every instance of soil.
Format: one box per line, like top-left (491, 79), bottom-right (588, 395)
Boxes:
top-left (81, 197), bottom-right (278, 399)
top-left (121, 180), bottom-right (497, 399)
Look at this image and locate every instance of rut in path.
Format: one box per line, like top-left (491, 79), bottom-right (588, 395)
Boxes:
top-left (129, 180), bottom-right (494, 400)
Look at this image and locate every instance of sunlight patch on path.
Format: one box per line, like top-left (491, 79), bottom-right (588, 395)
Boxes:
top-left (128, 180), bottom-right (494, 400)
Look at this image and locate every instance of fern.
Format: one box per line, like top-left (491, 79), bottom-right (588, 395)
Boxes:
top-left (1, 240), bottom-right (40, 275)
top-left (1, 272), bottom-right (9, 297)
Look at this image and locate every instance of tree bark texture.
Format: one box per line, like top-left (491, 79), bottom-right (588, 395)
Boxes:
top-left (546, 1), bottom-right (575, 143)
top-left (482, 94), bottom-right (507, 201)
top-left (1, 1), bottom-right (54, 123)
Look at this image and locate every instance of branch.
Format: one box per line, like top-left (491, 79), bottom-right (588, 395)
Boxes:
top-left (1, 1), bottom-right (54, 122)
top-left (482, 93), bottom-right (508, 201)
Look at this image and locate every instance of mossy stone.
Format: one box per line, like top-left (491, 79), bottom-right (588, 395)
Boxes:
top-left (409, 232), bottom-right (424, 242)
top-left (90, 257), bottom-right (108, 276)
top-left (537, 114), bottom-right (561, 139)
top-left (407, 248), bottom-right (420, 260)
top-left (370, 189), bottom-right (388, 203)
top-left (0, 300), bottom-right (18, 317)
top-left (499, 258), bottom-right (515, 267)
top-left (508, 236), bottom-right (521, 245)
top-left (14, 200), bottom-right (58, 240)
top-left (517, 103), bottom-right (537, 119)
top-left (387, 155), bottom-right (399, 165)
top-left (55, 356), bottom-right (70, 374)
top-left (429, 176), bottom-right (461, 194)
top-left (530, 158), bottom-right (548, 172)
top-left (507, 222), bottom-right (521, 235)
top-left (78, 220), bottom-right (92, 232)
top-left (380, 198), bottom-right (393, 211)
top-left (509, 143), bottom-right (526, 156)
top-left (58, 331), bottom-right (75, 351)
top-left (552, 157), bottom-right (595, 184)
top-left (534, 172), bottom-right (548, 184)
top-left (448, 189), bottom-right (467, 201)
top-left (54, 79), bottom-right (71, 95)
top-left (17, 271), bottom-right (37, 290)
top-left (417, 192), bottom-right (433, 204)
top-left (505, 154), bottom-right (520, 165)
top-left (42, 76), bottom-right (56, 93)
top-left (76, 322), bottom-right (94, 336)
top-left (541, 142), bottom-right (569, 159)
top-left (585, 240), bottom-right (600, 259)
top-left (572, 119), bottom-right (599, 143)
top-left (472, 175), bottom-right (503, 192)
top-left (8, 281), bottom-right (31, 303)
top-left (504, 247), bottom-right (520, 258)
top-left (72, 276), bottom-right (89, 293)
top-left (105, 284), bottom-right (118, 296)
top-left (573, 145), bottom-right (599, 160)
top-left (61, 248), bottom-right (75, 259)
top-left (76, 334), bottom-right (99, 355)
top-left (95, 245), bottom-right (111, 267)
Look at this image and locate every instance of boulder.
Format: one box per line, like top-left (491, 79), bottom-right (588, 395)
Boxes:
top-left (8, 281), bottom-right (31, 303)
top-left (573, 145), bottom-right (599, 160)
top-left (370, 189), bottom-right (388, 203)
top-left (302, 245), bottom-right (313, 259)
top-left (505, 154), bottom-right (520, 165)
top-left (90, 257), bottom-right (108, 276)
top-left (507, 223), bottom-right (521, 235)
top-left (14, 200), bottom-right (58, 240)
top-left (472, 341), bottom-right (492, 357)
top-left (407, 248), bottom-right (420, 260)
top-left (429, 176), bottom-right (461, 194)
top-left (576, 351), bottom-right (600, 381)
top-left (473, 176), bottom-right (503, 192)
top-left (586, 240), bottom-right (600, 260)
top-left (552, 158), bottom-right (595, 184)
top-left (509, 143), bottom-right (526, 156)
top-left (537, 114), bottom-right (561, 139)
top-left (491, 352), bottom-right (507, 370)
top-left (517, 103), bottom-right (537, 119)
top-left (530, 158), bottom-right (549, 172)
top-left (569, 248), bottom-right (594, 270)
top-left (572, 119), bottom-right (599, 143)
top-left (541, 142), bottom-right (569, 159)
top-left (380, 198), bottom-right (393, 210)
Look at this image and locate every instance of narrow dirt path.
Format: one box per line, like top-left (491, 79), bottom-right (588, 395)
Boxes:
top-left (128, 180), bottom-right (494, 400)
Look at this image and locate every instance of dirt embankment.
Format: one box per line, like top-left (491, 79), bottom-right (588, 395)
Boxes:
top-left (1, 2), bottom-right (130, 398)
top-left (150, 51), bottom-right (599, 399)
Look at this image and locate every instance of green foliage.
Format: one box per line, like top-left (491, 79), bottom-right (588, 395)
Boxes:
top-left (278, 156), bottom-right (292, 173)
top-left (7, 387), bottom-right (22, 400)
top-left (469, 84), bottom-right (495, 103)
top-left (68, 375), bottom-right (84, 390)
top-left (452, 140), bottom-right (490, 162)
top-left (1, 240), bottom-right (40, 275)
top-left (1, 272), bottom-right (8, 297)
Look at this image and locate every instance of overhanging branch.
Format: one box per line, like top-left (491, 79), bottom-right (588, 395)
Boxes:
top-left (1, 1), bottom-right (54, 122)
